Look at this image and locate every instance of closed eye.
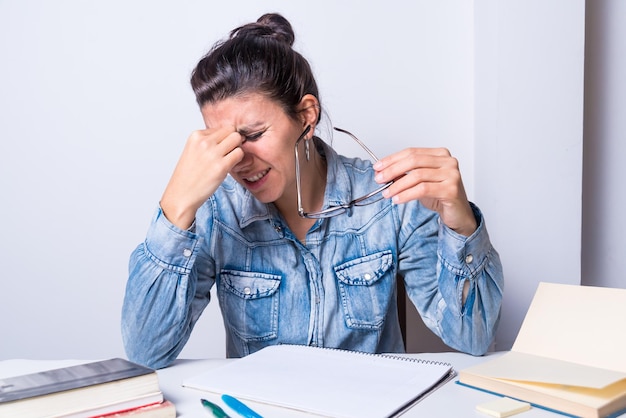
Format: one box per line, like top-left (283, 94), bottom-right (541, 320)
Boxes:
top-left (241, 130), bottom-right (265, 143)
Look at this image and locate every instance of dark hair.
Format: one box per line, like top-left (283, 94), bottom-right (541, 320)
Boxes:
top-left (190, 13), bottom-right (321, 122)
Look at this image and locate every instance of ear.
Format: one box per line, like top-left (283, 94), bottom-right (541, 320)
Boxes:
top-left (296, 94), bottom-right (320, 132)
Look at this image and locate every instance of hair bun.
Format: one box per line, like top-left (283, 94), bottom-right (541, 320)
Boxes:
top-left (230, 13), bottom-right (295, 47)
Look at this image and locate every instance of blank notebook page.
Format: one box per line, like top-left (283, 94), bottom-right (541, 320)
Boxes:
top-left (182, 344), bottom-right (454, 418)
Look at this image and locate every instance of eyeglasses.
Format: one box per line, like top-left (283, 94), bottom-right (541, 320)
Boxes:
top-left (295, 125), bottom-right (394, 219)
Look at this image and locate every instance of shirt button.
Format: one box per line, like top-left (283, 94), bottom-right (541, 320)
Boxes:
top-left (363, 273), bottom-right (372, 281)
top-left (243, 287), bottom-right (251, 295)
top-left (274, 225), bottom-right (282, 232)
top-left (183, 248), bottom-right (192, 257)
top-left (465, 254), bottom-right (474, 264)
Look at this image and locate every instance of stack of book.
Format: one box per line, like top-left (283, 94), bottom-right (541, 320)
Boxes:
top-left (0, 358), bottom-right (175, 417)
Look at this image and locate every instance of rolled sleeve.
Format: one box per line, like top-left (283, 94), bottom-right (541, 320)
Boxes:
top-left (406, 202), bottom-right (503, 355)
top-left (122, 207), bottom-right (210, 369)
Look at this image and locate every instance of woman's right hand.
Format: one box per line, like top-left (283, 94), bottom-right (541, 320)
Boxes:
top-left (160, 126), bottom-right (244, 229)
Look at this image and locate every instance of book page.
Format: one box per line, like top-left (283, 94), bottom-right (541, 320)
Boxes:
top-left (512, 282), bottom-right (626, 373)
top-left (500, 378), bottom-right (626, 409)
top-left (465, 352), bottom-right (626, 388)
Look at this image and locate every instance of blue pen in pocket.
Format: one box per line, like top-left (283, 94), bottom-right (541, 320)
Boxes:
top-left (221, 394), bottom-right (264, 418)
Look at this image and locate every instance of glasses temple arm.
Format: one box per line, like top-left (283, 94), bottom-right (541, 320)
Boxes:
top-left (333, 127), bottom-right (380, 162)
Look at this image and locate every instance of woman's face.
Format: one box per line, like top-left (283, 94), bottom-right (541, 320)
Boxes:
top-left (200, 93), bottom-right (307, 208)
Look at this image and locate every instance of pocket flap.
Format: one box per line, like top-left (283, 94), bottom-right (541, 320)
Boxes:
top-left (334, 251), bottom-right (393, 286)
top-left (221, 270), bottom-right (281, 299)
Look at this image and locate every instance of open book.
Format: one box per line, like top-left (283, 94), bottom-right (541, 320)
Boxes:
top-left (459, 282), bottom-right (626, 418)
top-left (183, 344), bottom-right (455, 418)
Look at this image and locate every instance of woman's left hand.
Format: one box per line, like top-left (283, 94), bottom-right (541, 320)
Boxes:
top-left (373, 147), bottom-right (477, 237)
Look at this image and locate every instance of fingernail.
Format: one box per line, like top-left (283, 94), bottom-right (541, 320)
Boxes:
top-left (375, 173), bottom-right (383, 182)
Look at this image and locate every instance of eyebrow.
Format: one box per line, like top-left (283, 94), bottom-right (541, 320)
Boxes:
top-left (237, 123), bottom-right (266, 136)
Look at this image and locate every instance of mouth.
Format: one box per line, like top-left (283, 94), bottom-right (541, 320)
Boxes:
top-left (243, 168), bottom-right (270, 183)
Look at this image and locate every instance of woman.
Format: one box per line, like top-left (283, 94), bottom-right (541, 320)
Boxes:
top-left (122, 13), bottom-right (503, 369)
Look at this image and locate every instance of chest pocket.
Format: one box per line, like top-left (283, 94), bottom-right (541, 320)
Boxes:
top-left (218, 270), bottom-right (281, 342)
top-left (334, 250), bottom-right (395, 330)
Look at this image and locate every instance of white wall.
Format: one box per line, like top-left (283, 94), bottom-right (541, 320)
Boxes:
top-left (0, 0), bottom-right (604, 361)
top-left (582, 0), bottom-right (626, 290)
top-left (473, 0), bottom-right (586, 349)
top-left (406, 0), bottom-right (588, 353)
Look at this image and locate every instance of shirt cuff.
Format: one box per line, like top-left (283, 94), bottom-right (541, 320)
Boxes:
top-left (438, 203), bottom-right (493, 276)
top-left (144, 206), bottom-right (200, 271)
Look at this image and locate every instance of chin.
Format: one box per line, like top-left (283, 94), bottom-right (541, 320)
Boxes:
top-left (235, 177), bottom-right (284, 204)
top-left (247, 188), bottom-right (281, 204)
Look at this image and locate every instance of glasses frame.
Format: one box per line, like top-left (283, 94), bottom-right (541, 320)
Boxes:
top-left (295, 125), bottom-right (394, 219)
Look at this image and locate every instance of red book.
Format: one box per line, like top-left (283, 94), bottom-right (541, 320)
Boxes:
top-left (93, 400), bottom-right (176, 417)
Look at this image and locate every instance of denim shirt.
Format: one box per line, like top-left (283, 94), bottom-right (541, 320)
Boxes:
top-left (122, 139), bottom-right (503, 369)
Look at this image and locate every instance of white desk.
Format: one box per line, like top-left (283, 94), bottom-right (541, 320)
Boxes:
top-left (0, 353), bottom-right (606, 417)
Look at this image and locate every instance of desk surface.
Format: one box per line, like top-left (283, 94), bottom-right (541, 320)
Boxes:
top-left (1, 352), bottom-right (614, 418)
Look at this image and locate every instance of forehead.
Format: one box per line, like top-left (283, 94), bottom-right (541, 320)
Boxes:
top-left (200, 93), bottom-right (285, 128)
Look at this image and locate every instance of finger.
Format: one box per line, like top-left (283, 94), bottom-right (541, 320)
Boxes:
top-left (383, 170), bottom-right (438, 201)
top-left (375, 147), bottom-right (451, 170)
top-left (198, 125), bottom-right (236, 140)
top-left (214, 130), bottom-right (244, 157)
top-left (222, 146), bottom-right (245, 169)
top-left (380, 165), bottom-right (461, 193)
top-left (375, 153), bottom-right (453, 184)
top-left (187, 128), bottom-right (242, 161)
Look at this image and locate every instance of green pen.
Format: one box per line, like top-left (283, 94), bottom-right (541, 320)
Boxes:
top-left (201, 398), bottom-right (232, 418)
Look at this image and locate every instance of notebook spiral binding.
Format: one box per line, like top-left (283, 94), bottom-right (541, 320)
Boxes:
top-left (285, 343), bottom-right (453, 367)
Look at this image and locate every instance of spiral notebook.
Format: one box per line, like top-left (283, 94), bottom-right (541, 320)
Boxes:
top-left (182, 344), bottom-right (455, 418)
